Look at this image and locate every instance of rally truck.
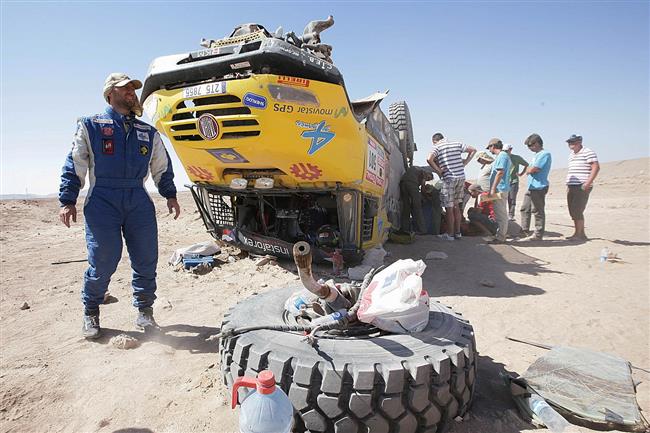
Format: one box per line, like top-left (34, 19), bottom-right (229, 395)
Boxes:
top-left (141, 19), bottom-right (477, 433)
top-left (140, 18), bottom-right (417, 264)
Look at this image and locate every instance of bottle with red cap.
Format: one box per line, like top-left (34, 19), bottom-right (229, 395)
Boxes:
top-left (231, 370), bottom-right (294, 433)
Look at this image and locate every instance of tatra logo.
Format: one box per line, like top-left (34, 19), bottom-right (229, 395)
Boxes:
top-left (197, 114), bottom-right (219, 140)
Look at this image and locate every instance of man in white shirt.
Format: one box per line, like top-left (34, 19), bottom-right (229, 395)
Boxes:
top-left (427, 132), bottom-right (476, 240)
top-left (565, 134), bottom-right (600, 240)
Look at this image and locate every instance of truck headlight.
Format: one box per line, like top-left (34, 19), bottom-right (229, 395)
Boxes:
top-left (254, 177), bottom-right (274, 189)
top-left (230, 178), bottom-right (247, 190)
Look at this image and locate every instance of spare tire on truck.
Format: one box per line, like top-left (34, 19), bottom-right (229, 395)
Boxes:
top-left (219, 286), bottom-right (477, 433)
top-left (389, 101), bottom-right (417, 169)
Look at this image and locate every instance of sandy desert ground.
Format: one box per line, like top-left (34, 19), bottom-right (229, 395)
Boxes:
top-left (1, 158), bottom-right (648, 433)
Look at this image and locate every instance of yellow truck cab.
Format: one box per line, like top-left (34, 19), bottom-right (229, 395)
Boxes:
top-left (141, 20), bottom-right (416, 263)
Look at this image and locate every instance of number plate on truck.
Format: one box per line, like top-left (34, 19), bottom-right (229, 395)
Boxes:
top-left (182, 82), bottom-right (227, 99)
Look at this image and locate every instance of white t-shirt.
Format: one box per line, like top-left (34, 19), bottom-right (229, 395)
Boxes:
top-left (566, 147), bottom-right (598, 185)
top-left (430, 140), bottom-right (468, 180)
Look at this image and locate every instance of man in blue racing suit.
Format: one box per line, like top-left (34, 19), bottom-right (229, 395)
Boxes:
top-left (58, 72), bottom-right (181, 339)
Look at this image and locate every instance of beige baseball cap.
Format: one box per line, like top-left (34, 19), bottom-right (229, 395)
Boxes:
top-left (103, 73), bottom-right (142, 102)
top-left (486, 137), bottom-right (502, 149)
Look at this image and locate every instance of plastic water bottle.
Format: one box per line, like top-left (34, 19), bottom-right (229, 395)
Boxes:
top-left (231, 370), bottom-right (293, 433)
top-left (284, 290), bottom-right (317, 316)
top-left (310, 309), bottom-right (347, 327)
top-left (600, 247), bottom-right (609, 264)
top-left (528, 394), bottom-right (570, 433)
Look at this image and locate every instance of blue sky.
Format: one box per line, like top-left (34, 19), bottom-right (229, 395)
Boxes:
top-left (1, 1), bottom-right (648, 195)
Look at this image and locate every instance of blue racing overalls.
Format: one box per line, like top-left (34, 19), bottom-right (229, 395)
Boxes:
top-left (59, 106), bottom-right (176, 311)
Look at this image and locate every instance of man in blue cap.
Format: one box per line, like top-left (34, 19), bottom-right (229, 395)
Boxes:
top-left (58, 72), bottom-right (180, 339)
top-left (565, 134), bottom-right (600, 240)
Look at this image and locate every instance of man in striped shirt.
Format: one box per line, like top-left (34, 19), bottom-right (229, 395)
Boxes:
top-left (565, 134), bottom-right (600, 240)
top-left (427, 132), bottom-right (476, 240)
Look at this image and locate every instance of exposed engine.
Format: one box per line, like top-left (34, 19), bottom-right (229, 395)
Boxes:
top-left (234, 193), bottom-right (340, 250)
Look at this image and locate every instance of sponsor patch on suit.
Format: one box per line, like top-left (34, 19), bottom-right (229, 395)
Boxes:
top-left (136, 131), bottom-right (150, 142)
top-left (102, 139), bottom-right (114, 155)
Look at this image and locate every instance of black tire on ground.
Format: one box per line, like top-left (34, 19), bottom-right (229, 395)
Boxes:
top-left (389, 101), bottom-right (416, 169)
top-left (219, 286), bottom-right (477, 433)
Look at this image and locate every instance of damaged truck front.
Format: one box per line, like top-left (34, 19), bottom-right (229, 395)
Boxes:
top-left (141, 19), bottom-right (415, 263)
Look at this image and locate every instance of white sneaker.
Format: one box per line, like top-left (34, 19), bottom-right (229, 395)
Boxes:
top-left (454, 232), bottom-right (462, 239)
top-left (438, 233), bottom-right (455, 241)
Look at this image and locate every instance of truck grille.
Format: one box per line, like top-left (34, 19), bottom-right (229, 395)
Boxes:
top-left (206, 192), bottom-right (235, 228)
top-left (166, 94), bottom-right (261, 141)
top-left (362, 217), bottom-right (374, 241)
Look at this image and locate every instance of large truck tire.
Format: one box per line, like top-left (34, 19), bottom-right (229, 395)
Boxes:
top-left (219, 286), bottom-right (477, 433)
top-left (389, 101), bottom-right (416, 169)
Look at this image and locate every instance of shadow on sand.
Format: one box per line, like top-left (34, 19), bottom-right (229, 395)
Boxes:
top-left (448, 354), bottom-right (533, 433)
top-left (91, 324), bottom-right (220, 354)
top-left (386, 235), bottom-right (558, 298)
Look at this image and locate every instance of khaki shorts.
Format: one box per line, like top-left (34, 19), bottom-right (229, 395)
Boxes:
top-left (441, 177), bottom-right (465, 208)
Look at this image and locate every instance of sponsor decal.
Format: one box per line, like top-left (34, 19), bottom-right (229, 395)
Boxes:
top-left (365, 138), bottom-right (387, 187)
top-left (237, 230), bottom-right (291, 257)
top-left (242, 92), bottom-right (267, 109)
top-left (134, 124), bottom-right (151, 131)
top-left (273, 103), bottom-right (294, 113)
top-left (296, 120), bottom-right (335, 155)
top-left (197, 114), bottom-right (220, 140)
top-left (289, 163), bottom-right (322, 181)
top-left (101, 127), bottom-right (113, 137)
top-left (139, 144), bottom-right (149, 156)
top-left (273, 104), bottom-right (348, 118)
top-left (102, 139), bottom-right (114, 155)
top-left (158, 103), bottom-right (173, 120)
top-left (136, 130), bottom-right (150, 142)
top-left (277, 45), bottom-right (301, 57)
top-left (278, 76), bottom-right (309, 87)
top-left (206, 148), bottom-right (249, 164)
top-left (187, 165), bottom-right (214, 181)
top-left (92, 117), bottom-right (113, 125)
top-left (183, 81), bottom-right (226, 99)
top-left (333, 107), bottom-right (348, 118)
top-left (298, 107), bottom-right (333, 116)
top-left (230, 61), bottom-right (251, 69)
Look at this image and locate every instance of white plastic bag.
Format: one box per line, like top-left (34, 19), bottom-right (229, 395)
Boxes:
top-left (168, 240), bottom-right (221, 266)
top-left (357, 259), bottom-right (430, 333)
